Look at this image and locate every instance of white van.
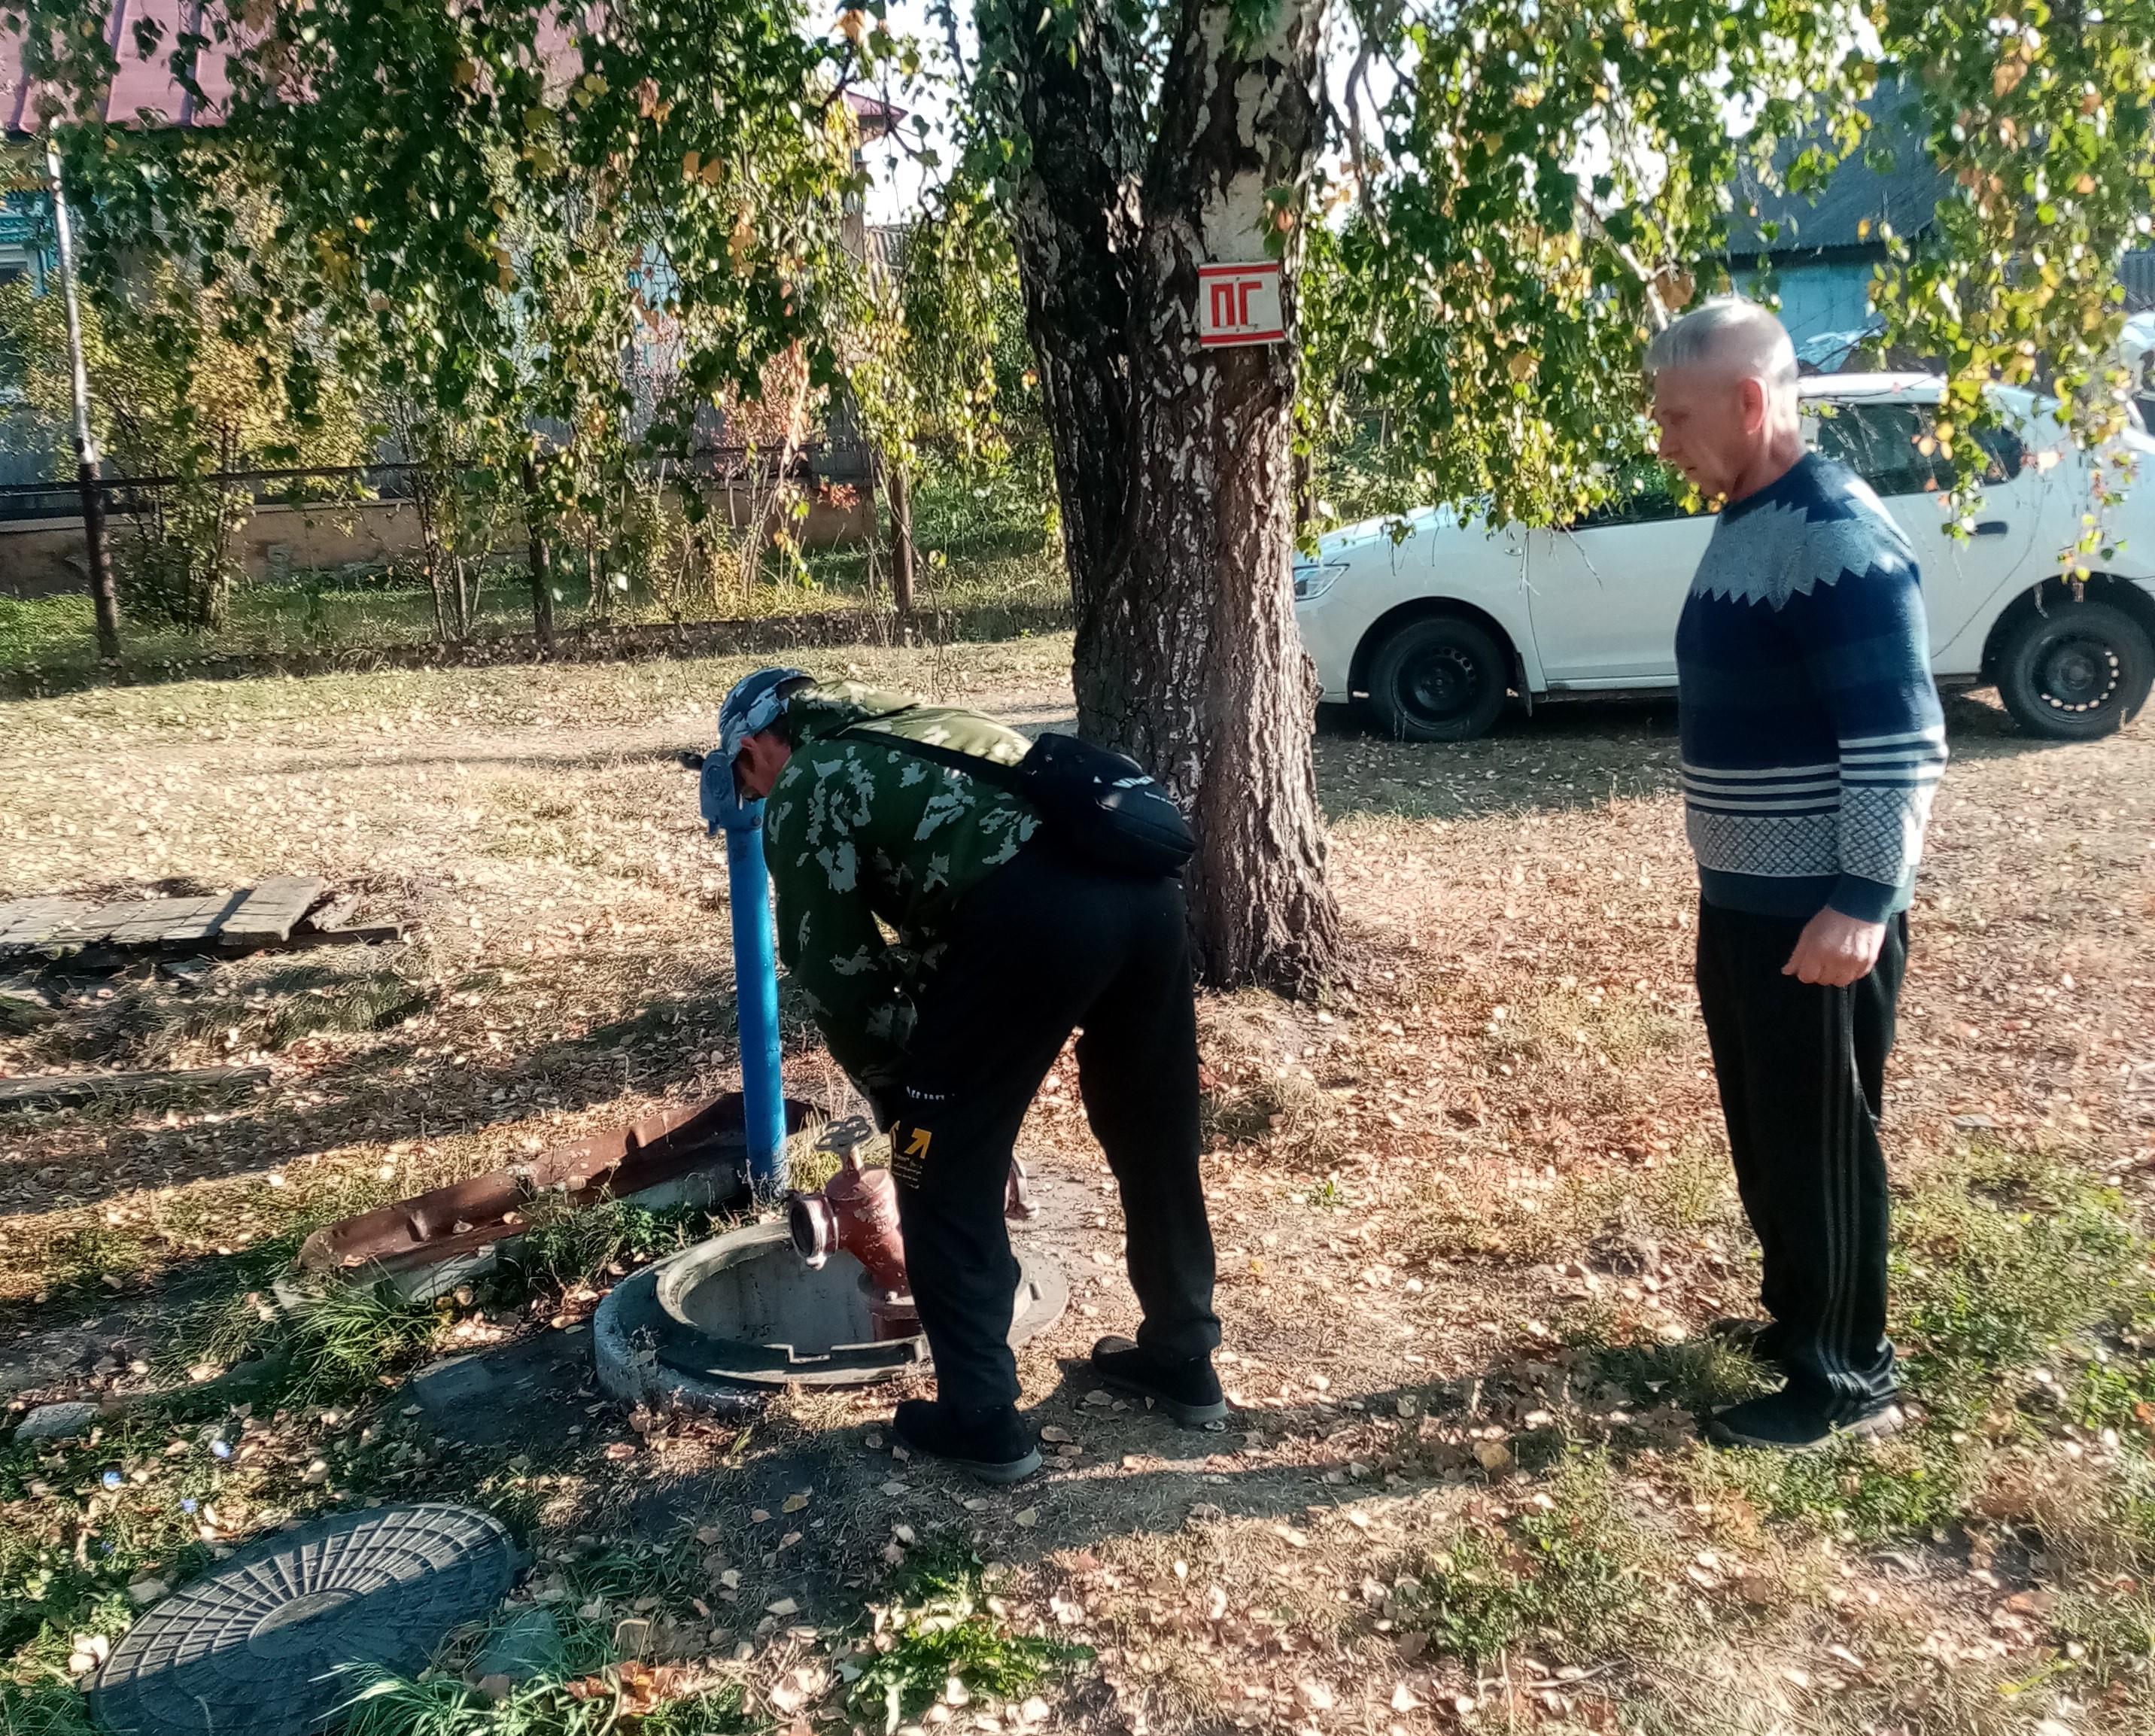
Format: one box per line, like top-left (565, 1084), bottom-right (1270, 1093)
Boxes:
top-left (1293, 374), bottom-right (2155, 741)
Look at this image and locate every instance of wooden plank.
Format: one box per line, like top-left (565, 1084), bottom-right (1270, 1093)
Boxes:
top-left (278, 920), bottom-right (409, 952)
top-left (160, 890), bottom-right (251, 946)
top-left (102, 896), bottom-right (232, 948)
top-left (302, 890), bottom-right (363, 933)
top-left (212, 876), bottom-right (327, 947)
top-left (0, 1065), bottom-right (271, 1109)
top-left (31, 904), bottom-right (137, 947)
top-left (0, 898), bottom-right (97, 949)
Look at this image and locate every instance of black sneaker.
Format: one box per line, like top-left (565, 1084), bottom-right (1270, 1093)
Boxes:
top-left (892, 1400), bottom-right (1041, 1482)
top-left (1708, 1387), bottom-right (1903, 1452)
top-left (1706, 1317), bottom-right (1784, 1362)
top-left (1089, 1336), bottom-right (1229, 1426)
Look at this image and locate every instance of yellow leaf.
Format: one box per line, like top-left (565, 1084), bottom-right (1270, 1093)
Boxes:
top-left (681, 150), bottom-right (702, 181)
top-left (782, 1493), bottom-right (810, 1513)
top-left (1507, 350), bottom-right (1540, 382)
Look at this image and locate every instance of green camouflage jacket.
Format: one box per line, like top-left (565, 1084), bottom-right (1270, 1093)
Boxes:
top-left (764, 683), bottom-right (1040, 1099)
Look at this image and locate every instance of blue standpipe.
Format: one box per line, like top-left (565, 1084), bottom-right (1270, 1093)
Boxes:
top-left (703, 761), bottom-right (788, 1194)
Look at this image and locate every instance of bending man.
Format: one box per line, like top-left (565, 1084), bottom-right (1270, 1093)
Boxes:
top-left (715, 669), bottom-right (1223, 1479)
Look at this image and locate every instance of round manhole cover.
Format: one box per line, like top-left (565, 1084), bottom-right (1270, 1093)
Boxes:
top-left (92, 1503), bottom-right (516, 1736)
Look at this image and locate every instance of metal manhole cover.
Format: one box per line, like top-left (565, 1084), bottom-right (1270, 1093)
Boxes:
top-left (92, 1503), bottom-right (517, 1736)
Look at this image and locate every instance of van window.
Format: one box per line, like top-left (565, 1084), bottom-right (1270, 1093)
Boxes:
top-left (1571, 459), bottom-right (1699, 527)
top-left (1811, 401), bottom-right (2025, 494)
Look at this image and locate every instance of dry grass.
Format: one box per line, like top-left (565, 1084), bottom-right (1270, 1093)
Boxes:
top-left (3, 657), bottom-right (2153, 1735)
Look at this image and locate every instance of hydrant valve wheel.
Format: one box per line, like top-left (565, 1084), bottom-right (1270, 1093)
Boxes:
top-left (817, 1116), bottom-right (878, 1161)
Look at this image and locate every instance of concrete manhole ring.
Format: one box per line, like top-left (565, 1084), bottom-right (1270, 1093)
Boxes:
top-left (90, 1503), bottom-right (517, 1736)
top-left (594, 1219), bottom-right (1068, 1412)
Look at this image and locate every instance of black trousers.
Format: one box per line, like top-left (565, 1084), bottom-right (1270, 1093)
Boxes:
top-left (1695, 900), bottom-right (1908, 1415)
top-left (888, 838), bottom-right (1220, 1410)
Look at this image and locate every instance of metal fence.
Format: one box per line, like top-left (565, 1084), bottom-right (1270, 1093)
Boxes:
top-left (0, 441), bottom-right (874, 526)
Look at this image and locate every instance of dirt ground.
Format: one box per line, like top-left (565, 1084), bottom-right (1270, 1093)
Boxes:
top-left (2, 639), bottom-right (2153, 1736)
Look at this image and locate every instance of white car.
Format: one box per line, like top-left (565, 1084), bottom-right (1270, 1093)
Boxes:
top-left (1293, 372), bottom-right (2155, 741)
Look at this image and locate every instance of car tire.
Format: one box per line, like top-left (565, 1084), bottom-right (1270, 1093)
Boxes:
top-left (1995, 600), bottom-right (2154, 740)
top-left (1364, 616), bottom-right (1511, 742)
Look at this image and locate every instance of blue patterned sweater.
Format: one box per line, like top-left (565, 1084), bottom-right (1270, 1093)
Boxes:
top-left (1674, 452), bottom-right (1947, 923)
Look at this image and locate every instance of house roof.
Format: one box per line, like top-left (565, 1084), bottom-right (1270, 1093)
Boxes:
top-left (1725, 82), bottom-right (1951, 263)
top-left (5, 8), bottom-right (904, 143)
top-left (844, 90), bottom-right (903, 141)
top-left (2, 0), bottom-right (232, 136)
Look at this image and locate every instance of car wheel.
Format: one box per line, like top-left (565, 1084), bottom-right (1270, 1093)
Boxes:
top-left (1995, 600), bottom-right (2154, 740)
top-left (1364, 616), bottom-right (1511, 742)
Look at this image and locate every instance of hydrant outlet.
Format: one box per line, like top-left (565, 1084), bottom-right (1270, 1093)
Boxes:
top-left (789, 1193), bottom-right (839, 1269)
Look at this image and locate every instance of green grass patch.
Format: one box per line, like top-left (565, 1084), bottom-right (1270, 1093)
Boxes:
top-left (1698, 1424), bottom-right (1979, 1543)
top-left (335, 1535), bottom-right (746, 1736)
top-left (1, 464), bottom-right (1066, 692)
top-left (278, 1284), bottom-right (446, 1402)
top-left (1398, 1453), bottom-right (1661, 1668)
top-left (43, 1227), bottom-right (149, 1303)
top-left (851, 1546), bottom-right (1089, 1727)
top-left (0, 1679), bottom-right (99, 1736)
top-left (157, 1279), bottom-right (444, 1408)
top-left (0, 1418), bottom-right (220, 1664)
top-left (2074, 1353), bottom-right (2155, 1433)
top-left (344, 1670), bottom-right (748, 1736)
top-left (494, 1199), bottom-right (715, 1300)
top-left (2050, 1586), bottom-right (2155, 1686)
top-left (1571, 1328), bottom-right (1768, 1417)
top-left (1679, 1147), bottom-right (2154, 1554)
top-left (1895, 1144), bottom-right (2150, 1407)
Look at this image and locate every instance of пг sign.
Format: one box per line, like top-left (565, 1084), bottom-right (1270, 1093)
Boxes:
top-left (1197, 261), bottom-right (1284, 348)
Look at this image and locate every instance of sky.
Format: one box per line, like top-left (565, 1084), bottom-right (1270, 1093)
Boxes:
top-left (855, 0), bottom-right (965, 226)
top-left (850, 1), bottom-right (1403, 226)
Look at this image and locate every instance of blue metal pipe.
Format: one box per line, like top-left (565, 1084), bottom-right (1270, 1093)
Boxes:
top-left (704, 763), bottom-right (787, 1193)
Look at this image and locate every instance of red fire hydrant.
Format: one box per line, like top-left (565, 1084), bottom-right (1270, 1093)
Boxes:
top-left (788, 1116), bottom-right (1038, 1340)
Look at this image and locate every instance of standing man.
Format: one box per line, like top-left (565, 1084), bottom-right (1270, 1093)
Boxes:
top-left (715, 670), bottom-right (1223, 1480)
top-left (1648, 299), bottom-right (1947, 1449)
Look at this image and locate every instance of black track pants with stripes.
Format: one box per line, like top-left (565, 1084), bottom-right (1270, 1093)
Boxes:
top-left (887, 837), bottom-right (1220, 1411)
top-left (1695, 899), bottom-right (1907, 1415)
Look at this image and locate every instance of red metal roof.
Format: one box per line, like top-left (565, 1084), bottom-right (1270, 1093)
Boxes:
top-left (2, 0), bottom-right (233, 136)
top-left (844, 89), bottom-right (903, 140)
top-left (4, 5), bottom-right (899, 142)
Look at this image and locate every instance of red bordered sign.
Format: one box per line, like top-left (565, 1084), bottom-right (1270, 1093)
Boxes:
top-left (1196, 261), bottom-right (1285, 348)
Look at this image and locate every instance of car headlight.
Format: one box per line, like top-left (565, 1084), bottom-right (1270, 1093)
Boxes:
top-left (1293, 559), bottom-right (1348, 602)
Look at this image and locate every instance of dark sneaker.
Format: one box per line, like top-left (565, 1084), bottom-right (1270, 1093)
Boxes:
top-left (892, 1399), bottom-right (1041, 1482)
top-left (1708, 1387), bottom-right (1903, 1452)
top-left (1089, 1336), bottom-right (1229, 1427)
top-left (1706, 1317), bottom-right (1784, 1362)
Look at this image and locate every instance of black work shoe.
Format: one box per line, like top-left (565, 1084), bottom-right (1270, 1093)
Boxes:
top-left (1090, 1336), bottom-right (1229, 1427)
top-left (892, 1399), bottom-right (1041, 1482)
top-left (1706, 1316), bottom-right (1784, 1363)
top-left (1708, 1387), bottom-right (1903, 1452)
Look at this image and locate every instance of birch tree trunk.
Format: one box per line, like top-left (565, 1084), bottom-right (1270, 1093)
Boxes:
top-left (994, 0), bottom-right (1339, 992)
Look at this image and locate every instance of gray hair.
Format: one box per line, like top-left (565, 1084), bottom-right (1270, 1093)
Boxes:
top-left (1644, 297), bottom-right (1798, 391)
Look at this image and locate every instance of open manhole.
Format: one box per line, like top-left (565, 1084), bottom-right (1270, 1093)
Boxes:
top-left (91, 1503), bottom-right (516, 1736)
top-left (594, 1221), bottom-right (1066, 1412)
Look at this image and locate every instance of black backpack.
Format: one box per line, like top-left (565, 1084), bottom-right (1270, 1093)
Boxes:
top-left (835, 716), bottom-right (1197, 879)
